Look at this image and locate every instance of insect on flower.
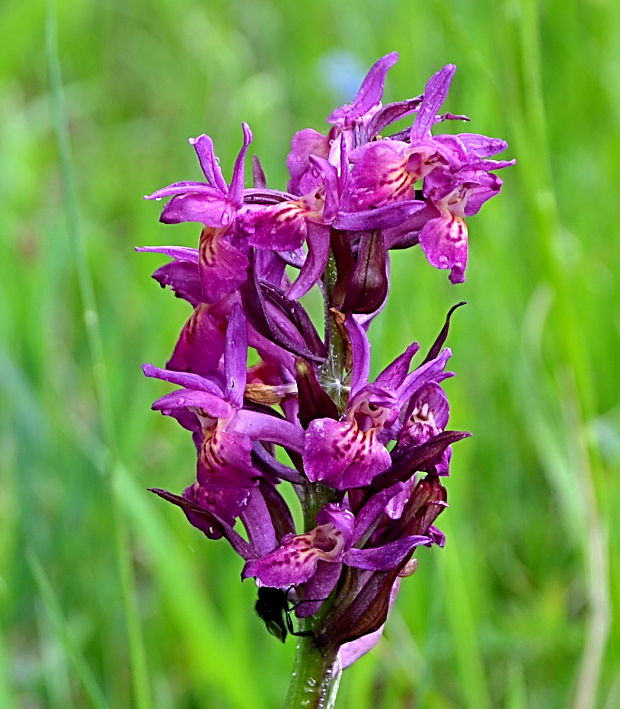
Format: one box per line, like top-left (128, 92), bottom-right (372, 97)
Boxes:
top-left (254, 587), bottom-right (316, 643)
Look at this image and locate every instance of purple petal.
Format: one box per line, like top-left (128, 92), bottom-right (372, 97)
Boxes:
top-left (345, 315), bottom-right (371, 395)
top-left (328, 52), bottom-right (399, 126)
top-left (317, 504), bottom-right (355, 541)
top-left (295, 561), bottom-right (343, 618)
top-left (232, 409), bottom-right (304, 452)
top-left (352, 482), bottom-right (408, 543)
top-left (286, 222), bottom-right (330, 300)
top-left (345, 535), bottom-right (431, 570)
top-left (145, 181), bottom-right (223, 200)
top-left (367, 96), bottom-right (423, 137)
top-left (456, 133), bottom-right (509, 157)
top-left (286, 129), bottom-right (330, 196)
top-left (142, 363), bottom-right (223, 396)
top-left (142, 251), bottom-right (202, 305)
top-left (160, 192), bottom-right (235, 227)
top-left (150, 487), bottom-right (254, 551)
top-left (428, 524), bottom-right (446, 547)
top-left (418, 214), bottom-right (468, 284)
top-left (151, 389), bottom-right (232, 419)
top-left (248, 326), bottom-right (296, 374)
top-left (396, 347), bottom-right (452, 403)
top-left (199, 229), bottom-right (249, 303)
top-left (188, 134), bottom-right (228, 192)
top-left (136, 244), bottom-right (198, 262)
top-left (463, 174), bottom-right (503, 216)
top-left (411, 64), bottom-right (456, 140)
top-left (227, 122), bottom-right (253, 206)
top-left (412, 382), bottom-right (450, 429)
top-left (343, 140), bottom-right (413, 211)
top-left (167, 305), bottom-right (226, 376)
top-left (224, 304), bottom-right (247, 407)
top-left (187, 476), bottom-right (252, 533)
top-left (338, 627), bottom-right (383, 669)
top-left (243, 201), bottom-right (308, 251)
top-left (375, 342), bottom-right (420, 391)
top-left (242, 521), bottom-right (349, 587)
top-left (383, 203), bottom-right (438, 250)
top-left (307, 156), bottom-right (340, 223)
top-left (252, 443), bottom-right (304, 484)
top-left (304, 418), bottom-right (392, 489)
top-left (334, 199), bottom-right (426, 231)
top-left (239, 487), bottom-right (277, 558)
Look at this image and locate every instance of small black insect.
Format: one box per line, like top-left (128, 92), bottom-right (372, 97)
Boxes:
top-left (254, 587), bottom-right (316, 643)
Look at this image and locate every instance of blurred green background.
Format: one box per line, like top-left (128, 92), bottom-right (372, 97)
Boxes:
top-left (1, 0), bottom-right (618, 707)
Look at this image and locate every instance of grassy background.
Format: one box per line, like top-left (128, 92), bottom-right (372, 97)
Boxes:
top-left (1, 0), bottom-right (619, 707)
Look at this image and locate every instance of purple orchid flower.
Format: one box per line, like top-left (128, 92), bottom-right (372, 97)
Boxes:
top-left (327, 52), bottom-right (399, 130)
top-left (417, 161), bottom-right (512, 283)
top-left (143, 305), bottom-right (304, 526)
top-left (303, 315), bottom-right (453, 489)
top-left (145, 124), bottom-right (253, 301)
top-left (242, 502), bottom-right (430, 609)
top-left (141, 54), bottom-right (511, 695)
top-left (286, 52), bottom-right (398, 196)
top-left (396, 382), bottom-right (452, 474)
top-left (146, 123), bottom-right (252, 228)
top-left (342, 65), bottom-right (460, 212)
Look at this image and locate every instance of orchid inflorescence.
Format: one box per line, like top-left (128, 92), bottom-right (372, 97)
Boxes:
top-left (140, 52), bottom-right (513, 670)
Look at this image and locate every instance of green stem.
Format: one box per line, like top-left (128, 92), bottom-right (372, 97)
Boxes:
top-left (283, 635), bottom-right (340, 709)
top-left (320, 244), bottom-right (349, 413)
top-left (285, 239), bottom-right (349, 707)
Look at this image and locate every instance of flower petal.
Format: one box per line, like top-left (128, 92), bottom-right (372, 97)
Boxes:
top-left (345, 315), bottom-right (371, 395)
top-left (418, 214), bottom-right (468, 284)
top-left (160, 192), bottom-right (235, 227)
top-left (334, 199), bottom-right (426, 231)
top-left (243, 201), bottom-right (309, 251)
top-left (344, 535), bottom-right (431, 570)
top-left (227, 122), bottom-right (253, 206)
top-left (344, 140), bottom-right (413, 211)
top-left (328, 52), bottom-right (399, 127)
top-left (286, 222), bottom-right (330, 300)
top-left (396, 347), bottom-right (452, 403)
top-left (167, 304), bottom-right (226, 376)
top-left (411, 64), bottom-right (456, 140)
top-left (199, 228), bottom-right (249, 303)
top-left (242, 521), bottom-right (349, 587)
top-left (189, 134), bottom-right (228, 192)
top-left (142, 363), bottom-right (223, 396)
top-left (303, 418), bottom-right (392, 489)
top-left (286, 129), bottom-right (330, 196)
top-left (149, 487), bottom-right (254, 551)
top-left (232, 409), bottom-right (304, 452)
top-left (152, 389), bottom-right (232, 419)
top-left (146, 181), bottom-right (223, 200)
top-left (375, 342), bottom-right (420, 391)
top-left (223, 303), bottom-right (248, 407)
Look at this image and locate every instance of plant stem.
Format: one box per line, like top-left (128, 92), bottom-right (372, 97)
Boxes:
top-left (320, 245), bottom-right (349, 413)
top-left (285, 240), bottom-right (347, 707)
top-left (283, 634), bottom-right (340, 709)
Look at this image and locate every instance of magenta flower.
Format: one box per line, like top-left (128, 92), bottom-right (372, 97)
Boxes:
top-left (303, 315), bottom-right (453, 489)
top-left (143, 304), bottom-right (303, 528)
top-left (146, 123), bottom-right (252, 228)
top-left (141, 52), bottom-right (512, 704)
